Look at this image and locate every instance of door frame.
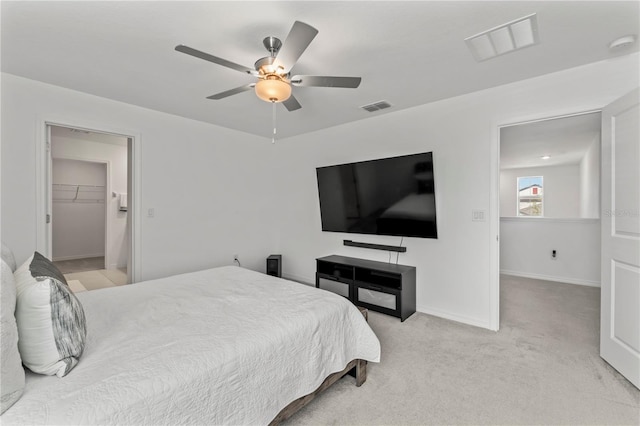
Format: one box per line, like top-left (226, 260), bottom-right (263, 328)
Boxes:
top-left (491, 108), bottom-right (602, 331)
top-left (36, 118), bottom-right (142, 282)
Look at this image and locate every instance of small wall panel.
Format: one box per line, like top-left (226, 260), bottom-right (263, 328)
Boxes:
top-left (612, 261), bottom-right (640, 353)
top-left (612, 104), bottom-right (640, 237)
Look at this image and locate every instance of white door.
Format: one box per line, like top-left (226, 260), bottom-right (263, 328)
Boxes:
top-left (600, 88), bottom-right (640, 389)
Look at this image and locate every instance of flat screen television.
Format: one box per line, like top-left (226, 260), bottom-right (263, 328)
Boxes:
top-left (316, 152), bottom-right (438, 239)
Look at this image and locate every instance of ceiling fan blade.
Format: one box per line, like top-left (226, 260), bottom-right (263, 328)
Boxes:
top-left (175, 45), bottom-right (256, 75)
top-left (291, 76), bottom-right (362, 88)
top-left (282, 94), bottom-right (302, 111)
top-left (273, 21), bottom-right (318, 73)
top-left (206, 84), bottom-right (255, 100)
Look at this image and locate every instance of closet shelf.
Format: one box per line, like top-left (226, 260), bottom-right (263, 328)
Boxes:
top-left (52, 183), bottom-right (105, 203)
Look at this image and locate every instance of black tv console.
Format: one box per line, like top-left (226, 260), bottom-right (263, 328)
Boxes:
top-left (316, 255), bottom-right (416, 321)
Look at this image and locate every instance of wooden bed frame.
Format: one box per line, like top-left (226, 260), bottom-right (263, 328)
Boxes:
top-left (271, 306), bottom-right (369, 424)
top-left (269, 358), bottom-right (367, 425)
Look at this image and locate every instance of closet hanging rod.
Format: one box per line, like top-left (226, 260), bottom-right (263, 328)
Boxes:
top-left (52, 183), bottom-right (106, 203)
top-left (52, 199), bottom-right (105, 204)
top-left (52, 183), bottom-right (105, 188)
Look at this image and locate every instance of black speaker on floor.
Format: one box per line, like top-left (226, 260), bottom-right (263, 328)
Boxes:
top-left (266, 254), bottom-right (282, 278)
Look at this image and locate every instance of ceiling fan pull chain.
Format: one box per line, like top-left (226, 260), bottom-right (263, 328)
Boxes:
top-left (272, 100), bottom-right (277, 144)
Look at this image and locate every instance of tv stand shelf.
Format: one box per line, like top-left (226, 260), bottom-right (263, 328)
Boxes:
top-left (316, 255), bottom-right (416, 321)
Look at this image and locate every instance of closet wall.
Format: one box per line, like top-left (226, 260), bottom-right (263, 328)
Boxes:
top-left (51, 128), bottom-right (128, 270)
top-left (52, 159), bottom-right (106, 260)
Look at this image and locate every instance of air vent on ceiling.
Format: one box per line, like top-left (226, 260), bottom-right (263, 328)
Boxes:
top-left (361, 100), bottom-right (392, 112)
top-left (465, 13), bottom-right (539, 62)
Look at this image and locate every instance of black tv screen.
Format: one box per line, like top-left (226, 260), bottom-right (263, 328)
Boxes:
top-left (316, 152), bottom-right (438, 239)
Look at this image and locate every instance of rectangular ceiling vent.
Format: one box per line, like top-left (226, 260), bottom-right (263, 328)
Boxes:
top-left (465, 13), bottom-right (539, 62)
top-left (361, 101), bottom-right (392, 112)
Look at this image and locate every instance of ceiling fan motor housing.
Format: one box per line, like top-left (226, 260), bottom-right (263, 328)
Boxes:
top-left (254, 56), bottom-right (285, 76)
top-left (263, 36), bottom-right (282, 55)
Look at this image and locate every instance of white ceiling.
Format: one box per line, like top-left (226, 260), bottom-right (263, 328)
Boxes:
top-left (1, 1), bottom-right (638, 141)
top-left (500, 112), bottom-right (601, 170)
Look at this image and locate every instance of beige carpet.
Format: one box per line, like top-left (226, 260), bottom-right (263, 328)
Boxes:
top-left (54, 256), bottom-right (105, 273)
top-left (64, 268), bottom-right (127, 291)
top-left (283, 276), bottom-right (640, 425)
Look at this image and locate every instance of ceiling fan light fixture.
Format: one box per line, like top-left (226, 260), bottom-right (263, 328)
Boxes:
top-left (176, 21), bottom-right (360, 111)
top-left (255, 75), bottom-right (291, 103)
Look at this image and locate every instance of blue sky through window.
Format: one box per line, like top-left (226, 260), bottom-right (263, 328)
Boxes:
top-left (518, 176), bottom-right (542, 190)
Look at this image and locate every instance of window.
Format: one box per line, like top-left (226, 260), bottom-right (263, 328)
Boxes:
top-left (517, 176), bottom-right (543, 216)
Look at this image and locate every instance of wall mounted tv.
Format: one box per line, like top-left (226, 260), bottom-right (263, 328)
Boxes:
top-left (316, 152), bottom-right (438, 239)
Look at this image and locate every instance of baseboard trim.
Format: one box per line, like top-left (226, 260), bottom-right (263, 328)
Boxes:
top-left (108, 263), bottom-right (127, 270)
top-left (416, 305), bottom-right (494, 331)
top-left (500, 270), bottom-right (600, 287)
top-left (52, 253), bottom-right (105, 262)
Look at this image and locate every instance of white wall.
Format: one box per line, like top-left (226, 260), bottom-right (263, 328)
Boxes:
top-left (500, 164), bottom-right (580, 218)
top-left (269, 54), bottom-right (638, 330)
top-left (499, 163), bottom-right (600, 285)
top-left (499, 129), bottom-right (601, 286)
top-left (1, 73), bottom-right (278, 280)
top-left (52, 136), bottom-right (128, 269)
top-left (500, 218), bottom-right (600, 286)
top-left (580, 137), bottom-right (601, 218)
top-left (52, 158), bottom-right (106, 261)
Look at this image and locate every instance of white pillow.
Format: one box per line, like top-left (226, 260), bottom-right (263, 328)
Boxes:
top-left (1, 259), bottom-right (25, 413)
top-left (14, 252), bottom-right (86, 377)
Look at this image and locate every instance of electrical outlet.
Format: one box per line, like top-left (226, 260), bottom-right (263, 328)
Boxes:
top-left (233, 254), bottom-right (239, 261)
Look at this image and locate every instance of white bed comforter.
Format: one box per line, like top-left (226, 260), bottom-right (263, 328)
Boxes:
top-left (2, 266), bottom-right (380, 425)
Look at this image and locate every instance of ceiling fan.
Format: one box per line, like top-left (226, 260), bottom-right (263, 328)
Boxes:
top-left (175, 21), bottom-right (362, 111)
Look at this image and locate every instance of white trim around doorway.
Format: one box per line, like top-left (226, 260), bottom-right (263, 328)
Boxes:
top-left (491, 108), bottom-right (602, 332)
top-left (35, 117), bottom-right (142, 283)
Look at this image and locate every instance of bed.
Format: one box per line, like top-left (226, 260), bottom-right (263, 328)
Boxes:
top-left (1, 258), bottom-right (380, 425)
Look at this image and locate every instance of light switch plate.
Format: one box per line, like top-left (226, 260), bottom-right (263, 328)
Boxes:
top-left (472, 209), bottom-right (486, 222)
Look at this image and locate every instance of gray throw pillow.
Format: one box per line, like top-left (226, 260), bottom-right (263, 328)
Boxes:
top-left (14, 252), bottom-right (87, 377)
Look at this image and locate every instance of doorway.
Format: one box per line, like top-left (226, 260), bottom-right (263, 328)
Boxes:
top-left (491, 92), bottom-right (640, 389)
top-left (498, 112), bottom-right (602, 289)
top-left (47, 124), bottom-right (131, 291)
top-left (496, 111), bottom-right (603, 342)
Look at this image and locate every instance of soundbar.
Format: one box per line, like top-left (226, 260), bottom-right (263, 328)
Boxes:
top-left (343, 240), bottom-right (407, 253)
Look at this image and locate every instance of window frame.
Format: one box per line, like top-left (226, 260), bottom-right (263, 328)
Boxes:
top-left (517, 176), bottom-right (544, 217)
